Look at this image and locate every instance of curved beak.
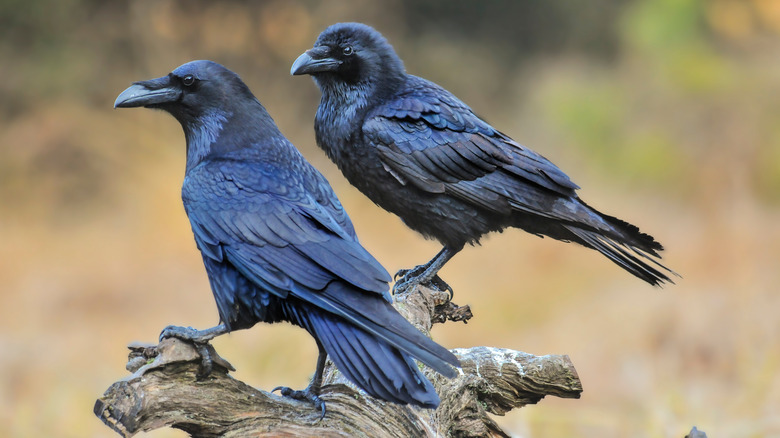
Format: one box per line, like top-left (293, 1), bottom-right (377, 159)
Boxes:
top-left (291, 47), bottom-right (341, 76)
top-left (114, 76), bottom-right (181, 108)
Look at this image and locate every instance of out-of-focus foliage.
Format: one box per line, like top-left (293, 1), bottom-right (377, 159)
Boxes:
top-left (397, 0), bottom-right (630, 59)
top-left (1, 1), bottom-right (779, 437)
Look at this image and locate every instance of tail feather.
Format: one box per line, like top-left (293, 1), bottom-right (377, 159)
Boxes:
top-left (564, 224), bottom-right (675, 286)
top-left (306, 308), bottom-right (440, 407)
top-left (596, 210), bottom-right (664, 255)
top-left (295, 282), bottom-right (459, 378)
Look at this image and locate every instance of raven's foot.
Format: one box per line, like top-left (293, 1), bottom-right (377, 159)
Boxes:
top-left (272, 385), bottom-right (326, 420)
top-left (159, 324), bottom-right (228, 377)
top-left (393, 267), bottom-right (453, 298)
top-left (393, 265), bottom-right (426, 282)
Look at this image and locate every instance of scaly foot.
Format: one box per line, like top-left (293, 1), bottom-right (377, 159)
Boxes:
top-left (393, 267), bottom-right (453, 298)
top-left (159, 324), bottom-right (227, 377)
top-left (272, 384), bottom-right (326, 420)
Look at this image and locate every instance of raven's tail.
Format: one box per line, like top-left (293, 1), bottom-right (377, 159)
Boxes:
top-left (563, 207), bottom-right (677, 286)
top-left (304, 307), bottom-right (442, 408)
top-left (287, 280), bottom-right (459, 407)
top-left (296, 282), bottom-right (460, 379)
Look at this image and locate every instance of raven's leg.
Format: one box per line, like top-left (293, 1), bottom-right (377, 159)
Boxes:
top-left (393, 245), bottom-right (462, 296)
top-left (393, 246), bottom-right (452, 281)
top-left (159, 323), bottom-right (229, 376)
top-left (272, 341), bottom-right (328, 420)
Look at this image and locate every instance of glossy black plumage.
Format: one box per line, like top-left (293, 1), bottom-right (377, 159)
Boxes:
top-left (293, 23), bottom-right (675, 291)
top-left (114, 60), bottom-right (458, 412)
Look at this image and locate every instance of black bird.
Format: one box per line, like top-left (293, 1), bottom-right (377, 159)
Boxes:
top-left (292, 23), bottom-right (675, 294)
top-left (114, 60), bottom-right (458, 415)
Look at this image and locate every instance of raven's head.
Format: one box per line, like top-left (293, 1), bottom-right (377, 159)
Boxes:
top-left (291, 23), bottom-right (405, 95)
top-left (116, 60), bottom-right (278, 170)
top-left (115, 60), bottom-right (256, 125)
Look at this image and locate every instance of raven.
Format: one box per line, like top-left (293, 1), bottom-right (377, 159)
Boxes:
top-left (114, 60), bottom-right (458, 415)
top-left (292, 23), bottom-right (675, 294)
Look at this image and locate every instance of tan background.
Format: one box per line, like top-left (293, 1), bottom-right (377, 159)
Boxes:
top-left (2, 1), bottom-right (779, 436)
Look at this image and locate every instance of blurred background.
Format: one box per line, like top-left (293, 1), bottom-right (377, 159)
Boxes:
top-left (1, 0), bottom-right (779, 436)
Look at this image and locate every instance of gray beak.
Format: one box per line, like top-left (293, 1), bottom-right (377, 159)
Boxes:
top-left (114, 77), bottom-right (181, 108)
top-left (290, 48), bottom-right (341, 76)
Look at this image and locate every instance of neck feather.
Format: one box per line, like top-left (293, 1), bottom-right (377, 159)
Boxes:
top-left (184, 109), bottom-right (231, 171)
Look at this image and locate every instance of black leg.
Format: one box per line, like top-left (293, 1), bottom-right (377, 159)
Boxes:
top-left (393, 245), bottom-right (462, 296)
top-left (309, 345), bottom-right (328, 395)
top-left (272, 341), bottom-right (328, 420)
top-left (159, 323), bottom-right (229, 377)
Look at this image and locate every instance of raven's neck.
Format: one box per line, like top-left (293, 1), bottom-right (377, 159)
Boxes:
top-left (317, 79), bottom-right (374, 123)
top-left (183, 100), bottom-right (283, 173)
top-left (183, 108), bottom-right (231, 172)
top-left (314, 74), bottom-right (404, 162)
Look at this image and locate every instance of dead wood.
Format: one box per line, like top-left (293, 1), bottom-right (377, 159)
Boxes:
top-left (95, 287), bottom-right (582, 437)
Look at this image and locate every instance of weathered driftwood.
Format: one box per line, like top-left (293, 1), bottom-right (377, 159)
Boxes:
top-left (95, 287), bottom-right (582, 437)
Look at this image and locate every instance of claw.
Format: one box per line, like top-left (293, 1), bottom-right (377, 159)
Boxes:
top-left (392, 271), bottom-right (454, 298)
top-left (430, 275), bottom-right (454, 299)
top-left (193, 343), bottom-right (214, 377)
top-left (159, 325), bottom-right (218, 344)
top-left (394, 265), bottom-right (422, 281)
top-left (158, 324), bottom-right (228, 377)
top-left (392, 264), bottom-right (426, 294)
top-left (272, 385), bottom-right (326, 420)
top-left (392, 277), bottom-right (414, 295)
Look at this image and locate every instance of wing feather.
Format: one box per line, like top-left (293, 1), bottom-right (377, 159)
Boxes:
top-left (184, 160), bottom-right (391, 299)
top-left (363, 76), bottom-right (579, 211)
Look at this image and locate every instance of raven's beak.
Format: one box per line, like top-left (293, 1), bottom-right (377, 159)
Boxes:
top-left (114, 77), bottom-right (182, 108)
top-left (291, 47), bottom-right (341, 76)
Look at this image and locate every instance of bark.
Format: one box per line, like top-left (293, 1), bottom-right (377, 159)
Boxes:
top-left (95, 287), bottom-right (582, 437)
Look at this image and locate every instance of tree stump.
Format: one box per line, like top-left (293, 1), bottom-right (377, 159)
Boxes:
top-left (95, 287), bottom-right (582, 437)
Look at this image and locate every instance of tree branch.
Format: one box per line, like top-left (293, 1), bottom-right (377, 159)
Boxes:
top-left (95, 288), bottom-right (582, 437)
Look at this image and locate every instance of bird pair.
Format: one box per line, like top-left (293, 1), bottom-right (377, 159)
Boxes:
top-left (115, 22), bottom-right (674, 416)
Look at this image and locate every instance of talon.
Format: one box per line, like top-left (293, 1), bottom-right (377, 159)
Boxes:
top-left (392, 278), bottom-right (416, 295)
top-left (315, 398), bottom-right (326, 421)
top-left (159, 325), bottom-right (197, 343)
top-left (272, 385), bottom-right (326, 420)
top-left (194, 343), bottom-right (214, 377)
top-left (271, 385), bottom-right (286, 395)
top-left (394, 264), bottom-right (426, 282)
top-left (394, 266), bottom-right (419, 281)
top-left (157, 325), bottom-right (229, 378)
top-left (430, 275), bottom-right (454, 299)
top-left (393, 272), bottom-right (455, 297)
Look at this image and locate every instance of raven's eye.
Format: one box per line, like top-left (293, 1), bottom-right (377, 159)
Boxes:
top-left (182, 75), bottom-right (196, 86)
top-left (342, 45), bottom-right (354, 56)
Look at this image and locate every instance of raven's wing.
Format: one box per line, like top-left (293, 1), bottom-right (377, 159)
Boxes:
top-left (183, 158), bottom-right (390, 299)
top-left (363, 76), bottom-right (580, 207)
top-left (183, 158), bottom-right (458, 378)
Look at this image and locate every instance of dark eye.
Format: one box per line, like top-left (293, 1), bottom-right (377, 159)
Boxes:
top-left (182, 75), bottom-right (196, 86)
top-left (342, 45), bottom-right (354, 56)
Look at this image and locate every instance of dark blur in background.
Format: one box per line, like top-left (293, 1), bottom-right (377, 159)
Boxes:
top-left (2, 1), bottom-right (779, 436)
